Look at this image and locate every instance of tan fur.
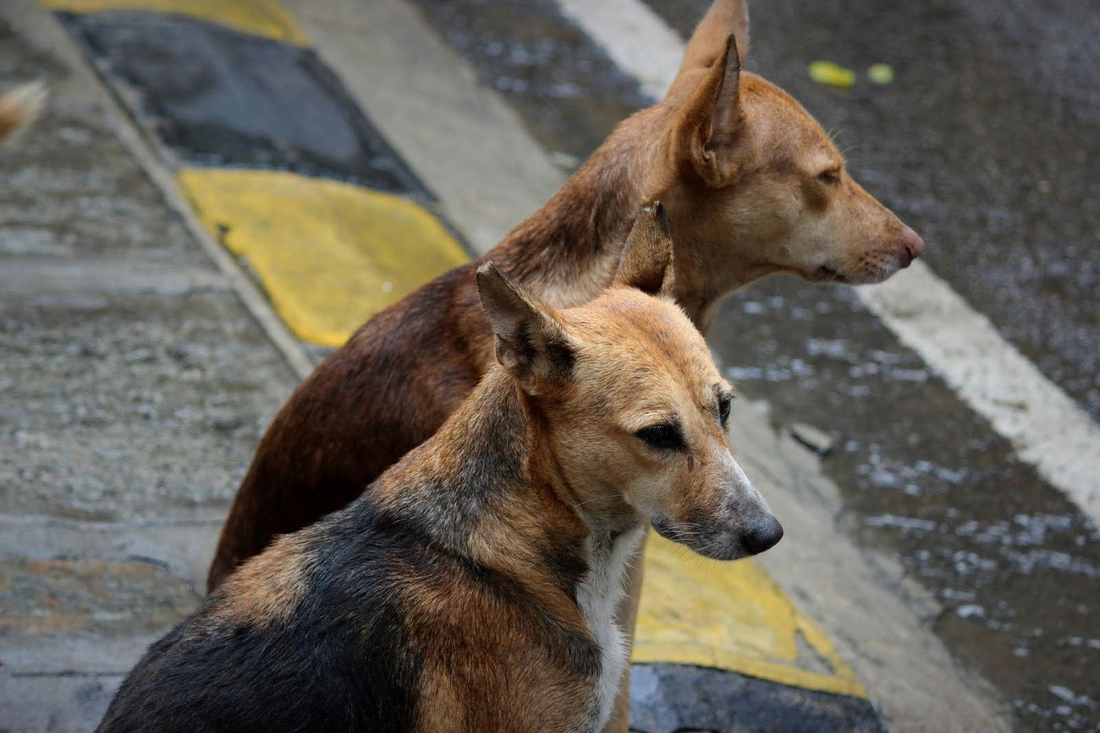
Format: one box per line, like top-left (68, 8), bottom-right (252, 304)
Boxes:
top-left (0, 82), bottom-right (46, 147)
top-left (211, 534), bottom-right (312, 627)
top-left (389, 211), bottom-right (777, 728)
top-left (546, 289), bottom-right (751, 552)
top-left (676, 0), bottom-right (750, 77)
top-left (439, 216), bottom-right (777, 729)
top-left (405, 570), bottom-right (594, 732)
top-left (478, 205), bottom-right (779, 562)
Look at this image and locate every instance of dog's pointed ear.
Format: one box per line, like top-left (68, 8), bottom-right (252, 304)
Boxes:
top-left (613, 202), bottom-right (675, 296)
top-left (674, 0), bottom-right (749, 84)
top-left (477, 262), bottom-right (575, 392)
top-left (675, 35), bottom-right (743, 188)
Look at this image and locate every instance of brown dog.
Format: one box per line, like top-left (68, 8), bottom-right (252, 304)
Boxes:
top-left (0, 82), bottom-right (45, 147)
top-left (98, 209), bottom-right (781, 733)
top-left (209, 0), bottom-right (920, 589)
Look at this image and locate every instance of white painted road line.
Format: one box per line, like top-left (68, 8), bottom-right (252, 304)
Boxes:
top-left (860, 264), bottom-right (1100, 524)
top-left (554, 0), bottom-right (1100, 527)
top-left (555, 0), bottom-right (685, 100)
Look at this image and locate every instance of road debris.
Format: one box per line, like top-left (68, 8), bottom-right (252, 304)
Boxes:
top-left (868, 63), bottom-right (895, 85)
top-left (808, 60), bottom-right (856, 88)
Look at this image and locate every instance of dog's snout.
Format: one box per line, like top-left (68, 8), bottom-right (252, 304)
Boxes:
top-left (742, 514), bottom-right (784, 555)
top-left (899, 227), bottom-right (924, 265)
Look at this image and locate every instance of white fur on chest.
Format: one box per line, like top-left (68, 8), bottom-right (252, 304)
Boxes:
top-left (575, 524), bottom-right (644, 732)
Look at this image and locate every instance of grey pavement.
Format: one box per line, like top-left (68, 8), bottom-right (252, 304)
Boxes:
top-left (0, 7), bottom-right (297, 730)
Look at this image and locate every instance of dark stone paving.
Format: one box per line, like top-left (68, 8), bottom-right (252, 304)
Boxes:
top-left (629, 664), bottom-right (883, 733)
top-left (59, 11), bottom-right (431, 197)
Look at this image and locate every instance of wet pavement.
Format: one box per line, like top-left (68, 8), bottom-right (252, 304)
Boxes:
top-left (407, 0), bottom-right (646, 164)
top-left (711, 280), bottom-right (1100, 732)
top-left (630, 664), bottom-right (882, 732)
top-left (408, 0), bottom-right (1100, 728)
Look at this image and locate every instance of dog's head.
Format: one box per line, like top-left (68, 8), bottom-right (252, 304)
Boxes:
top-left (477, 204), bottom-right (781, 560)
top-left (653, 1), bottom-right (921, 298)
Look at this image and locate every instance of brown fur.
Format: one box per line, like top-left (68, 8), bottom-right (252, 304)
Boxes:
top-left (210, 534), bottom-right (312, 628)
top-left (0, 82), bottom-right (45, 147)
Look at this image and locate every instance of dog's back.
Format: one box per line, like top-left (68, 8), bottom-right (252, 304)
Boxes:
top-left (0, 82), bottom-right (46, 147)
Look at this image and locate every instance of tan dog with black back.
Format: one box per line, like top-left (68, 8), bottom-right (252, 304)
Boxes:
top-left (98, 207), bottom-right (781, 733)
top-left (209, 2), bottom-right (922, 727)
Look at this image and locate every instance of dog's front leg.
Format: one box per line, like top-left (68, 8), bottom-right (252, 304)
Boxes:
top-left (602, 534), bottom-right (647, 733)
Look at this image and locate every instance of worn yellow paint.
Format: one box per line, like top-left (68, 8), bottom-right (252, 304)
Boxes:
top-left (634, 532), bottom-right (868, 699)
top-left (41, 0), bottom-right (310, 45)
top-left (177, 168), bottom-right (469, 347)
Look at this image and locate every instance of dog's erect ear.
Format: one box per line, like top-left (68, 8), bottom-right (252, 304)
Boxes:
top-left (675, 35), bottom-right (743, 189)
top-left (674, 0), bottom-right (749, 82)
top-left (477, 262), bottom-right (575, 392)
top-left (613, 202), bottom-right (675, 296)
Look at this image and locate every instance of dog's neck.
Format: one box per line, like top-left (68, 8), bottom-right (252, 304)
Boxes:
top-left (371, 370), bottom-right (642, 729)
top-left (375, 370), bottom-right (641, 584)
top-left (488, 105), bottom-right (734, 332)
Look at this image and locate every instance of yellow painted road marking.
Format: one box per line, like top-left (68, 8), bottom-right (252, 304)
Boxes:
top-left (635, 532), bottom-right (868, 698)
top-left (178, 168), bottom-right (469, 347)
top-left (41, 0), bottom-right (310, 45)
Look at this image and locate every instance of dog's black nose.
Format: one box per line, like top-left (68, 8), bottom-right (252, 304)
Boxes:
top-left (743, 515), bottom-right (784, 555)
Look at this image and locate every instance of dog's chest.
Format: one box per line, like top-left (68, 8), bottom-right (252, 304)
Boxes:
top-left (575, 525), bottom-right (644, 732)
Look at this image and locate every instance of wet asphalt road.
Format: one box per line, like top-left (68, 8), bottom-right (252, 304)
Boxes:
top-left (406, 0), bottom-right (1100, 729)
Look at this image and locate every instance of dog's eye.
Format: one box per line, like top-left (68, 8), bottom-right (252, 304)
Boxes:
top-left (718, 396), bottom-right (731, 428)
top-left (635, 423), bottom-right (685, 451)
top-left (817, 169), bottom-right (841, 185)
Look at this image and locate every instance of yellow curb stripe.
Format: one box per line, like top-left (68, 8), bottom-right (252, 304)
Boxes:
top-left (634, 532), bottom-right (869, 699)
top-left (41, 0), bottom-right (310, 45)
top-left (177, 168), bottom-right (469, 347)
